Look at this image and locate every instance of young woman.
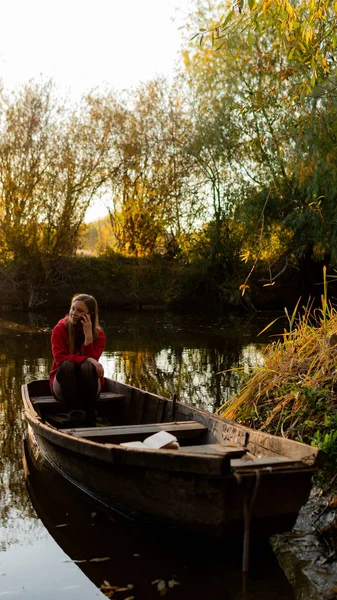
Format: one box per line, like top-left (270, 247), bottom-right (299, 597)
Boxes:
top-left (49, 293), bottom-right (106, 425)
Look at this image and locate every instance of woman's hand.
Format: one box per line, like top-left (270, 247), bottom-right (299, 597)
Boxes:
top-left (81, 312), bottom-right (93, 344)
top-left (86, 357), bottom-right (104, 378)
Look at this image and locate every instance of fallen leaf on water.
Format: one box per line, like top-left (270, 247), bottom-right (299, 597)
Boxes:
top-left (91, 512), bottom-right (97, 518)
top-left (151, 579), bottom-right (168, 595)
top-left (157, 580), bottom-right (166, 591)
top-left (101, 591), bottom-right (114, 599)
top-left (124, 597), bottom-right (134, 600)
top-left (73, 559), bottom-right (87, 563)
top-left (133, 553), bottom-right (140, 558)
top-left (168, 579), bottom-right (180, 588)
top-left (127, 584), bottom-right (134, 589)
top-left (89, 557), bottom-right (111, 562)
top-left (55, 523), bottom-right (68, 528)
top-left (101, 583), bottom-right (125, 591)
top-left (63, 559), bottom-right (87, 564)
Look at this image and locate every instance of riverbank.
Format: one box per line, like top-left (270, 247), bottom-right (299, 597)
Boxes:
top-left (0, 254), bottom-right (328, 313)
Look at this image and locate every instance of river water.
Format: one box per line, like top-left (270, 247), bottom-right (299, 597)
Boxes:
top-left (0, 308), bottom-right (295, 600)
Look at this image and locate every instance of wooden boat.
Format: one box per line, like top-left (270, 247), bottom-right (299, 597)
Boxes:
top-left (22, 378), bottom-right (324, 538)
top-left (22, 433), bottom-right (294, 599)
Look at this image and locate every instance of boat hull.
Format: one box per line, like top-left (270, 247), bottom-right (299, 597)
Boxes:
top-left (22, 379), bottom-right (323, 538)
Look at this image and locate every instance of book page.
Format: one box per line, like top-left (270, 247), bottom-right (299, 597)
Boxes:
top-left (143, 430), bottom-right (179, 449)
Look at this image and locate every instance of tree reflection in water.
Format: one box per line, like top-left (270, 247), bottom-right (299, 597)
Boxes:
top-left (0, 310), bottom-right (269, 552)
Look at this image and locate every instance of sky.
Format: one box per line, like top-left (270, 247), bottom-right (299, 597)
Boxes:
top-left (0, 0), bottom-right (193, 222)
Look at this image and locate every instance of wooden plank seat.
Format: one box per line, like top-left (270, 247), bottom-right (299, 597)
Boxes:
top-left (64, 420), bottom-right (208, 444)
top-left (32, 392), bottom-right (125, 412)
top-left (179, 443), bottom-right (246, 458)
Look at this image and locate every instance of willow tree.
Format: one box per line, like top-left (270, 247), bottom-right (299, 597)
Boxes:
top-left (182, 0), bottom-right (337, 297)
top-left (196, 0), bottom-right (336, 97)
top-left (182, 3), bottom-right (299, 274)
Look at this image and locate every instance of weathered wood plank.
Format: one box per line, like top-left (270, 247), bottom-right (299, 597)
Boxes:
top-left (179, 443), bottom-right (246, 457)
top-left (65, 420), bottom-right (207, 444)
top-left (32, 392), bottom-right (125, 407)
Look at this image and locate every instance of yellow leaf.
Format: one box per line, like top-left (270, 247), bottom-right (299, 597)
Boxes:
top-left (263, 282), bottom-right (275, 287)
top-left (285, 1), bottom-right (293, 17)
top-left (240, 250), bottom-right (250, 263)
top-left (239, 284), bottom-right (249, 296)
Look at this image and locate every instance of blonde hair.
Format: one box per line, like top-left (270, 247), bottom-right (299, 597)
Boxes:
top-left (66, 293), bottom-right (101, 353)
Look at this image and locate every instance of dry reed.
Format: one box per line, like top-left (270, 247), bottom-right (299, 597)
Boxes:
top-left (218, 269), bottom-right (337, 443)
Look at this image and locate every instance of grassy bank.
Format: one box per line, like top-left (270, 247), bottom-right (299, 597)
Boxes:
top-left (218, 269), bottom-right (337, 478)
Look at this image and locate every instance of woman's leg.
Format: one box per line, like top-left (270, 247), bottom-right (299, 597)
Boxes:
top-left (53, 360), bottom-right (79, 409)
top-left (78, 361), bottom-right (101, 425)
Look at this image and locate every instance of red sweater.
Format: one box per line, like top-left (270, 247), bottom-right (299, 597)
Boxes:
top-left (49, 317), bottom-right (106, 389)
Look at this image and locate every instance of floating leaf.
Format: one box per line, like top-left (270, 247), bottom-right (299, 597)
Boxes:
top-left (63, 559), bottom-right (87, 563)
top-left (168, 579), bottom-right (180, 588)
top-left (55, 523), bottom-right (68, 528)
top-left (89, 556), bottom-right (111, 562)
top-left (157, 580), bottom-right (166, 591)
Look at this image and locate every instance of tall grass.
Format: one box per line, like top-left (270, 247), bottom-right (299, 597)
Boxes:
top-left (218, 268), bottom-right (337, 457)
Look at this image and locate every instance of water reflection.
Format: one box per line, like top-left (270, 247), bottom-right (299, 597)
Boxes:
top-left (0, 311), bottom-right (277, 564)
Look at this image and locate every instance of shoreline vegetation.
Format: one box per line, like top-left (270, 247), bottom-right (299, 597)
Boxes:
top-left (0, 253), bottom-right (332, 313)
top-left (219, 268), bottom-right (337, 479)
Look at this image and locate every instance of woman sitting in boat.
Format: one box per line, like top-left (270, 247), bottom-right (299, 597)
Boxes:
top-left (49, 293), bottom-right (106, 426)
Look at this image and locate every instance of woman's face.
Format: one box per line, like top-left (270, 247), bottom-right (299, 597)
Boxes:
top-left (69, 300), bottom-right (89, 325)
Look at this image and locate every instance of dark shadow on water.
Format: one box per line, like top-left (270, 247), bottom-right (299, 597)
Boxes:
top-left (23, 437), bottom-right (295, 600)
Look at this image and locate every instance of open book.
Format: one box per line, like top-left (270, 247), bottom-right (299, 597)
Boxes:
top-left (120, 430), bottom-right (180, 450)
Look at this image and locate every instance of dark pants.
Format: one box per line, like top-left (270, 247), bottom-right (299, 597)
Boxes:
top-left (53, 360), bottom-right (99, 425)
